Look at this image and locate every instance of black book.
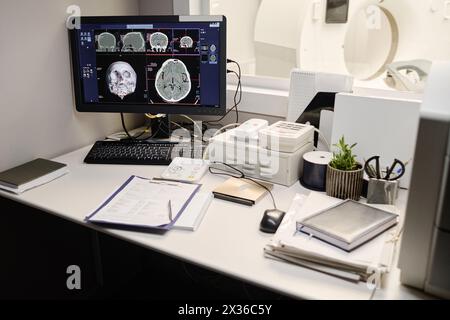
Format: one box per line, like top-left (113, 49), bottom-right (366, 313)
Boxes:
top-left (0, 158), bottom-right (68, 194)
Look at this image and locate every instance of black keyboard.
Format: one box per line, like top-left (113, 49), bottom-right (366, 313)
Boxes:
top-left (172, 142), bottom-right (207, 159)
top-left (84, 140), bottom-right (207, 165)
top-left (84, 141), bottom-right (177, 165)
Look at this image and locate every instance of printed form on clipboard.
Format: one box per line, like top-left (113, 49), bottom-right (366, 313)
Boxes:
top-left (86, 176), bottom-right (201, 231)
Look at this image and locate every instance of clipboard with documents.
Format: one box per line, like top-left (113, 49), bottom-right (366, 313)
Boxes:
top-left (86, 176), bottom-right (201, 231)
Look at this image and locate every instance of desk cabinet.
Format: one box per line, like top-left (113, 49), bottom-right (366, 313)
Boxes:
top-left (0, 196), bottom-right (141, 299)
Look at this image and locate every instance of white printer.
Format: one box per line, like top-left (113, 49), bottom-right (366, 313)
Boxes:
top-left (207, 120), bottom-right (315, 186)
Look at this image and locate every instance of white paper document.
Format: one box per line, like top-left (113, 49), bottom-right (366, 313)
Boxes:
top-left (87, 176), bottom-right (200, 230)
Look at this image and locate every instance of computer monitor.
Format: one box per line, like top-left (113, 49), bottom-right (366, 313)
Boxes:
top-left (69, 16), bottom-right (226, 115)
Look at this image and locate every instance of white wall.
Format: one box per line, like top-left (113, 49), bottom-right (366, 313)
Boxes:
top-left (210, 0), bottom-right (261, 74)
top-left (0, 0), bottom-right (141, 171)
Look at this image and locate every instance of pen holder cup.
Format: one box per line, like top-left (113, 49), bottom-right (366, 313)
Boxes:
top-left (367, 179), bottom-right (399, 205)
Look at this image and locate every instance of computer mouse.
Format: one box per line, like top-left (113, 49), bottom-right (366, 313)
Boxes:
top-left (260, 209), bottom-right (286, 234)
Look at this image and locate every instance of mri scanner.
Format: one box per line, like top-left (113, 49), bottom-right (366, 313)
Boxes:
top-left (254, 0), bottom-right (450, 88)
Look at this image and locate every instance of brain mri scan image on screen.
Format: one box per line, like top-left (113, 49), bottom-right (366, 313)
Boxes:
top-left (97, 32), bottom-right (116, 52)
top-left (121, 32), bottom-right (145, 52)
top-left (180, 36), bottom-right (194, 48)
top-left (155, 59), bottom-right (191, 103)
top-left (173, 29), bottom-right (199, 54)
top-left (149, 32), bottom-right (169, 52)
top-left (106, 61), bottom-right (137, 100)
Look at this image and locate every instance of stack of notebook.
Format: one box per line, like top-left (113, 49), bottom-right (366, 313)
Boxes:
top-left (264, 193), bottom-right (400, 282)
top-left (0, 158), bottom-right (68, 194)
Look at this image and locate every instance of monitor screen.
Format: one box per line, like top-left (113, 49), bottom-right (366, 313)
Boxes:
top-left (325, 0), bottom-right (349, 24)
top-left (69, 16), bottom-right (226, 115)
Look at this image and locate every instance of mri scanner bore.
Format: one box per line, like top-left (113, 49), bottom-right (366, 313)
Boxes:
top-left (344, 5), bottom-right (399, 80)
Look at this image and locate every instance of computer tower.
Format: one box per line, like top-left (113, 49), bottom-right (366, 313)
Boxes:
top-left (398, 61), bottom-right (450, 299)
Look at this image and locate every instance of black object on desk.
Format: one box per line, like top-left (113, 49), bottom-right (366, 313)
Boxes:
top-left (84, 140), bottom-right (177, 165)
top-left (260, 209), bottom-right (286, 234)
top-left (0, 158), bottom-right (68, 194)
top-left (84, 140), bottom-right (208, 165)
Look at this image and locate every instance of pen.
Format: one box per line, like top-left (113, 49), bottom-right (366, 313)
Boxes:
top-left (152, 177), bottom-right (195, 185)
top-left (168, 200), bottom-right (173, 221)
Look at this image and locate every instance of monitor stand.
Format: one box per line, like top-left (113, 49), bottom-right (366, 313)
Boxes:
top-left (150, 115), bottom-right (171, 139)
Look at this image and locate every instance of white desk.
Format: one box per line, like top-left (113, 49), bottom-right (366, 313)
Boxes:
top-left (0, 145), bottom-right (430, 300)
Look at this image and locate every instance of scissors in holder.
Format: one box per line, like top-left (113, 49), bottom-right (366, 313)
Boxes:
top-left (364, 156), bottom-right (406, 181)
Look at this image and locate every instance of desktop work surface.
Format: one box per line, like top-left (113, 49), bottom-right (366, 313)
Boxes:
top-left (0, 145), bottom-right (430, 300)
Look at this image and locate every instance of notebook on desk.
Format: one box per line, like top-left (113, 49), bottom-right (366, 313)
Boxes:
top-left (297, 200), bottom-right (399, 252)
top-left (0, 158), bottom-right (68, 194)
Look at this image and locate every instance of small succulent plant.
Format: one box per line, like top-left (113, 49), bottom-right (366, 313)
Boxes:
top-left (329, 136), bottom-right (359, 171)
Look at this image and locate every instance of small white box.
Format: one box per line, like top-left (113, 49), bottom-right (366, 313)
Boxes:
top-left (161, 157), bottom-right (210, 183)
top-left (259, 121), bottom-right (314, 153)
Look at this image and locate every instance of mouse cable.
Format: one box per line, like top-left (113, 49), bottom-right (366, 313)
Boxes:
top-left (208, 162), bottom-right (278, 210)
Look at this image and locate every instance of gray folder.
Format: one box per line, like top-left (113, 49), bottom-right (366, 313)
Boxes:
top-left (0, 158), bottom-right (67, 187)
top-left (297, 200), bottom-right (398, 252)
